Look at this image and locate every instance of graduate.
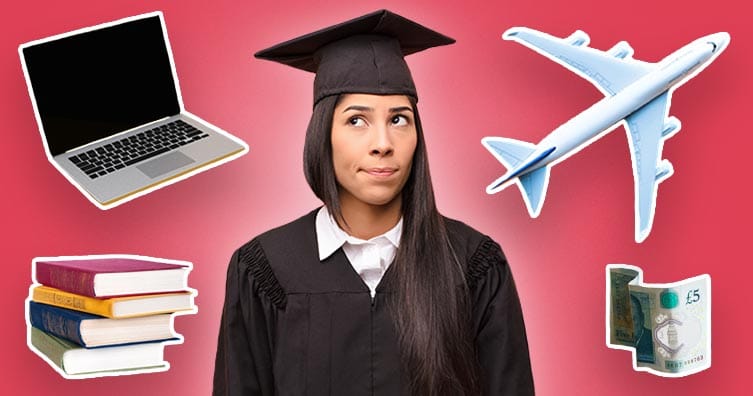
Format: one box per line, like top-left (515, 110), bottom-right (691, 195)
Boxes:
top-left (213, 10), bottom-right (534, 396)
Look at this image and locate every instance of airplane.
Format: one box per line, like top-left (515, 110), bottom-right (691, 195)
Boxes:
top-left (482, 27), bottom-right (729, 243)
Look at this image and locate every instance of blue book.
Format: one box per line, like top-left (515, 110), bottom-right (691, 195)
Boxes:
top-left (29, 301), bottom-right (178, 348)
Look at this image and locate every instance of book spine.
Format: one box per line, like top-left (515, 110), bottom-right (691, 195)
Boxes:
top-left (32, 287), bottom-right (114, 318)
top-left (35, 262), bottom-right (96, 296)
top-left (28, 302), bottom-right (86, 346)
top-left (30, 327), bottom-right (69, 372)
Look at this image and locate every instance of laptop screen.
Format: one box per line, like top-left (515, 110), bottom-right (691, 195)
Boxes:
top-left (22, 15), bottom-right (181, 156)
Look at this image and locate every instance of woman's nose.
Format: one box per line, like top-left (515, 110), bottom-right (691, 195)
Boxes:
top-left (370, 126), bottom-right (394, 156)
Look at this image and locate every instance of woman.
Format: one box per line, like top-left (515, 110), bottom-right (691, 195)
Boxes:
top-left (214, 10), bottom-right (534, 396)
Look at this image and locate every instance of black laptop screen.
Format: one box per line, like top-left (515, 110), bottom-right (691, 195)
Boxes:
top-left (22, 15), bottom-right (181, 156)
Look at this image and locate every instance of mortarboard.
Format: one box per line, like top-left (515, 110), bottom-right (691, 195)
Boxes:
top-left (254, 9), bottom-right (455, 105)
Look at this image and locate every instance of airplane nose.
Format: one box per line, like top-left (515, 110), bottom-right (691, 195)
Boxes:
top-left (707, 32), bottom-right (730, 53)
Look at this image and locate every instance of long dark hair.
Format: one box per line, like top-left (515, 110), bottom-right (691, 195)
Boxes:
top-left (304, 94), bottom-right (480, 395)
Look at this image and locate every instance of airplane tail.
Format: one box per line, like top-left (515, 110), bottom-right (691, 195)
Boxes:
top-left (517, 166), bottom-right (551, 217)
top-left (482, 137), bottom-right (553, 217)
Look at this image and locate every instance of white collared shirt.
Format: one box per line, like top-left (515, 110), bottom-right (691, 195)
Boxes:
top-left (316, 207), bottom-right (402, 298)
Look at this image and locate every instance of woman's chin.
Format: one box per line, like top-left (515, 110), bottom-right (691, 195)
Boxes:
top-left (348, 189), bottom-right (401, 208)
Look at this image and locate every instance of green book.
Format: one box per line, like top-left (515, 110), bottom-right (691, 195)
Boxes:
top-left (30, 327), bottom-right (168, 377)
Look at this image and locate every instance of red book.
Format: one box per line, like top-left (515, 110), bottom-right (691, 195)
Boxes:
top-left (34, 256), bottom-right (190, 297)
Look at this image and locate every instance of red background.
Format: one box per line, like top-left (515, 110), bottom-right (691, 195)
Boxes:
top-left (2, 0), bottom-right (749, 394)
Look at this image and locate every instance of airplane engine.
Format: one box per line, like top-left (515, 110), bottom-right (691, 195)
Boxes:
top-left (566, 30), bottom-right (589, 47)
top-left (655, 159), bottom-right (674, 182)
top-left (662, 116), bottom-right (681, 138)
top-left (608, 41), bottom-right (634, 59)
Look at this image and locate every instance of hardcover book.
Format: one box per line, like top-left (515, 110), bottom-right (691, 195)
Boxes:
top-left (32, 285), bottom-right (196, 318)
top-left (28, 301), bottom-right (179, 347)
top-left (34, 256), bottom-right (190, 297)
top-left (29, 327), bottom-right (169, 376)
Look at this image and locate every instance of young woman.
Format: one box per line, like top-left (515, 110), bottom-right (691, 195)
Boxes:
top-left (214, 10), bottom-right (534, 396)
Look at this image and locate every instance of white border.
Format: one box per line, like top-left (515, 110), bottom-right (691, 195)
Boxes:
top-left (605, 264), bottom-right (711, 377)
top-left (26, 254), bottom-right (198, 379)
top-left (484, 27), bottom-right (729, 243)
top-left (18, 11), bottom-right (249, 210)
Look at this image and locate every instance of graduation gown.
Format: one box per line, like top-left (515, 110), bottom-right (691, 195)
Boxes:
top-left (213, 210), bottom-right (534, 395)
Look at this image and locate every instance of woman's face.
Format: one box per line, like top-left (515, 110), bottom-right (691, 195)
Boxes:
top-left (331, 94), bottom-right (418, 208)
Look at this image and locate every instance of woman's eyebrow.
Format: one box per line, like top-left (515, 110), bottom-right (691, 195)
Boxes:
top-left (342, 105), bottom-right (373, 113)
top-left (389, 106), bottom-right (413, 113)
top-left (341, 105), bottom-right (414, 113)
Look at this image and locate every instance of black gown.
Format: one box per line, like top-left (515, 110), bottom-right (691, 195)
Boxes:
top-left (213, 210), bottom-right (534, 395)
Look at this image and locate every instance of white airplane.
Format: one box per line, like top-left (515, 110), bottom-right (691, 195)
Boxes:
top-left (483, 27), bottom-right (729, 243)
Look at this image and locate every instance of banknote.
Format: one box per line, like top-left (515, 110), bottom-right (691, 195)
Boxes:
top-left (606, 264), bottom-right (711, 377)
top-left (609, 267), bottom-right (640, 346)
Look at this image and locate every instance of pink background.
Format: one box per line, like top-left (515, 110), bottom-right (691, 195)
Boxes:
top-left (3, 0), bottom-right (750, 394)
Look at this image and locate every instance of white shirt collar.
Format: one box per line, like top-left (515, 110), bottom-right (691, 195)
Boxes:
top-left (315, 206), bottom-right (402, 261)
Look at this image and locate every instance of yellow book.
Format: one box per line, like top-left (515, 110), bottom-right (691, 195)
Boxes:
top-left (32, 285), bottom-right (195, 318)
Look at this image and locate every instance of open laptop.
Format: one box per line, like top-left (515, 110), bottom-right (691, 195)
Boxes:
top-left (19, 11), bottom-right (248, 209)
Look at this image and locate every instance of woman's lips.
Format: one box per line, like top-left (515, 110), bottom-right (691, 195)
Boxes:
top-left (364, 167), bottom-right (397, 177)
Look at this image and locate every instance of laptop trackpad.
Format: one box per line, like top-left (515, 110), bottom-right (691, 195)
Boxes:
top-left (137, 151), bottom-right (195, 178)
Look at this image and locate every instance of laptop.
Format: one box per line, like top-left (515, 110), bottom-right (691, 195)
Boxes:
top-left (19, 11), bottom-right (248, 209)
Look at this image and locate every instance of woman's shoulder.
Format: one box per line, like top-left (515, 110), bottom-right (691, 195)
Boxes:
top-left (442, 216), bottom-right (504, 257)
top-left (236, 209), bottom-right (318, 253)
top-left (442, 216), bottom-right (508, 288)
top-left (258, 209), bottom-right (319, 244)
top-left (228, 209), bottom-right (320, 308)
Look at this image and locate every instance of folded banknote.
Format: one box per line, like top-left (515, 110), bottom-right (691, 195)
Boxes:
top-left (606, 264), bottom-right (711, 377)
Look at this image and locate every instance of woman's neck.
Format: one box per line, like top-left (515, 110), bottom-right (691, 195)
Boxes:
top-left (336, 193), bottom-right (402, 240)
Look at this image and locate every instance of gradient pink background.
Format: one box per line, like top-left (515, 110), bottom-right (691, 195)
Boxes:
top-left (3, 0), bottom-right (749, 394)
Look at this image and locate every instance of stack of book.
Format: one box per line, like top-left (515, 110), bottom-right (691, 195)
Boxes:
top-left (26, 255), bottom-right (197, 378)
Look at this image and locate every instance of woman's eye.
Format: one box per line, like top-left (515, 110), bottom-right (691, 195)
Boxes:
top-left (391, 115), bottom-right (409, 126)
top-left (348, 117), bottom-right (366, 127)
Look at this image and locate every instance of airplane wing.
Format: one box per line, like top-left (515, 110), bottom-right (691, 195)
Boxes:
top-left (504, 27), bottom-right (656, 96)
top-left (624, 91), bottom-right (680, 242)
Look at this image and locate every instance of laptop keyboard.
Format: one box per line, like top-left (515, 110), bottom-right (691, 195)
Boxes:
top-left (68, 120), bottom-right (209, 179)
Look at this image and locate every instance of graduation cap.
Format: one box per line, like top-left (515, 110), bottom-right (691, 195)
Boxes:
top-left (254, 9), bottom-right (455, 105)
